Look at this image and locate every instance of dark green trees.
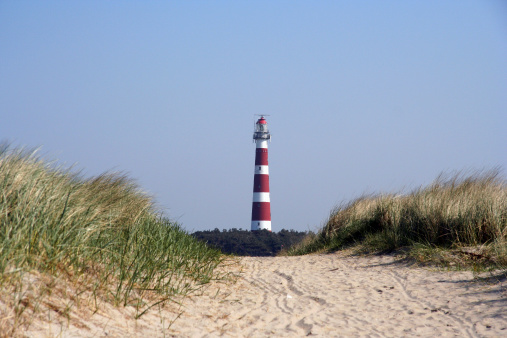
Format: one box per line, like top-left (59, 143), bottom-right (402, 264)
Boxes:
top-left (192, 229), bottom-right (309, 256)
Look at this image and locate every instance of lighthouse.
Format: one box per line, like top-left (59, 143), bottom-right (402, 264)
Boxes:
top-left (251, 116), bottom-right (272, 231)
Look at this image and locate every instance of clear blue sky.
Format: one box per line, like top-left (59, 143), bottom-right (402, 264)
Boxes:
top-left (1, 1), bottom-right (506, 232)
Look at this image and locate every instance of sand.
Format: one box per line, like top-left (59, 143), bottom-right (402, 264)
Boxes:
top-left (23, 251), bottom-right (507, 337)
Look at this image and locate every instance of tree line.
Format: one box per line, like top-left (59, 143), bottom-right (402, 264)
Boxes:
top-left (192, 228), bottom-right (310, 256)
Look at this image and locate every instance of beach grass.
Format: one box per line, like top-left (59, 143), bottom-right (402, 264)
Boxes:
top-left (0, 144), bottom-right (228, 335)
top-left (287, 169), bottom-right (507, 269)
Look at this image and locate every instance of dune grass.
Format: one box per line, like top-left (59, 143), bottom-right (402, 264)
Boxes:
top-left (287, 170), bottom-right (507, 269)
top-left (0, 144), bottom-right (228, 335)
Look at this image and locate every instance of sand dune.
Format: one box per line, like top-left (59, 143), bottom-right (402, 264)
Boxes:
top-left (26, 251), bottom-right (506, 337)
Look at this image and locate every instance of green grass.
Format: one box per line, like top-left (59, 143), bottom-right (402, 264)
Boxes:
top-left (0, 144), bottom-right (229, 334)
top-left (287, 170), bottom-right (507, 269)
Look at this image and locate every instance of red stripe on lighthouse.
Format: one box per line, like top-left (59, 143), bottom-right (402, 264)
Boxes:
top-left (255, 149), bottom-right (268, 165)
top-left (251, 202), bottom-right (271, 220)
top-left (253, 174), bottom-right (270, 192)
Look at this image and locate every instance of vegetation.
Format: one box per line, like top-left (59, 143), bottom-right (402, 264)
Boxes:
top-left (287, 170), bottom-right (507, 270)
top-left (193, 228), bottom-right (309, 256)
top-left (0, 144), bottom-right (228, 335)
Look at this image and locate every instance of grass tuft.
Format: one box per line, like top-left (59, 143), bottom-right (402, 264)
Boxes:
top-left (287, 169), bottom-right (507, 269)
top-left (0, 144), bottom-right (228, 335)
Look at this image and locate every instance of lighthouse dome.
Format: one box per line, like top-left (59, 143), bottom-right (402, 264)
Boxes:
top-left (257, 117), bottom-right (267, 124)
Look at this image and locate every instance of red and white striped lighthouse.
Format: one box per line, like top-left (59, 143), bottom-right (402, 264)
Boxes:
top-left (251, 116), bottom-right (271, 231)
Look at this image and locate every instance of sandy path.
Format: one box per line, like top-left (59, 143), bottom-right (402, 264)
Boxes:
top-left (172, 252), bottom-right (506, 337)
top-left (26, 251), bottom-right (506, 337)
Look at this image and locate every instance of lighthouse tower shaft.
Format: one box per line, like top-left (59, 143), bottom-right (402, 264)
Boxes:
top-left (251, 116), bottom-right (271, 231)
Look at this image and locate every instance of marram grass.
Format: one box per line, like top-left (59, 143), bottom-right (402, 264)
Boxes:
top-left (0, 144), bottom-right (228, 334)
top-left (287, 170), bottom-right (507, 269)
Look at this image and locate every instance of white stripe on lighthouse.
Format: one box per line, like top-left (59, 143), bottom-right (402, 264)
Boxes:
top-left (254, 165), bottom-right (269, 175)
top-left (251, 220), bottom-right (272, 231)
top-left (255, 140), bottom-right (269, 149)
top-left (252, 192), bottom-right (270, 203)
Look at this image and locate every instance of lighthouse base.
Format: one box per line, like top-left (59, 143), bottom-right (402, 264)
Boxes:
top-left (251, 220), bottom-right (271, 231)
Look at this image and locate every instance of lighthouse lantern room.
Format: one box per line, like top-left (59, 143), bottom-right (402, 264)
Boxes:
top-left (251, 116), bottom-right (272, 231)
